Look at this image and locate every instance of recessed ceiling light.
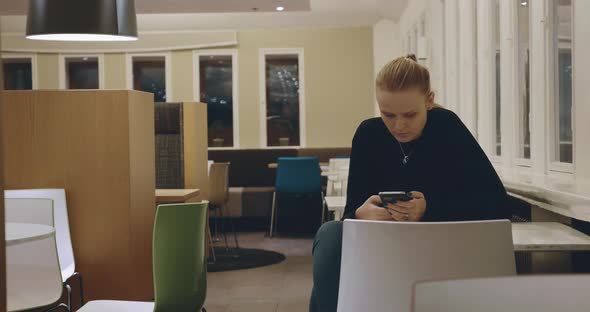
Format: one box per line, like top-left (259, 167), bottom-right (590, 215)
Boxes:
top-left (520, 1), bottom-right (528, 6)
top-left (276, 6), bottom-right (285, 12)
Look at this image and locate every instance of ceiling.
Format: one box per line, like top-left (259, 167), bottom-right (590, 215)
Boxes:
top-left (0, 0), bottom-right (311, 14)
top-left (0, 0), bottom-right (409, 32)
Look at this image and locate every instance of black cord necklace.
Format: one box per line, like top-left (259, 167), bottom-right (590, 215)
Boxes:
top-left (397, 140), bottom-right (414, 165)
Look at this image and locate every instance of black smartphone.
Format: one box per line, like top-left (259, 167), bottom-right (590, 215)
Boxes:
top-left (379, 191), bottom-right (412, 207)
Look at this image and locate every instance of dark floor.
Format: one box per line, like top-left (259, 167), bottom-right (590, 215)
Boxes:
top-left (205, 232), bottom-right (314, 312)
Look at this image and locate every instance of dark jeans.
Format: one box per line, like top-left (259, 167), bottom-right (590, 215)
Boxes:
top-left (309, 221), bottom-right (343, 312)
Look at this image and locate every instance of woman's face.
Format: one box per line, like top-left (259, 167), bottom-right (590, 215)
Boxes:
top-left (377, 88), bottom-right (434, 143)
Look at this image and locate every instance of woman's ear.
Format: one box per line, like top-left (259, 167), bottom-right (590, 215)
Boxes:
top-left (426, 92), bottom-right (435, 110)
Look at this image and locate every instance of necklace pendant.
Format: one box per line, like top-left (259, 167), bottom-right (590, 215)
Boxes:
top-left (402, 156), bottom-right (409, 165)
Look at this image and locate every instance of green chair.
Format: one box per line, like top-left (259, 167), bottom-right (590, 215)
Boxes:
top-left (77, 202), bottom-right (209, 312)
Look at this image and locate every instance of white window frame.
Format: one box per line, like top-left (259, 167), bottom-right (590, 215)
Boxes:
top-left (493, 48), bottom-right (502, 157)
top-left (58, 54), bottom-right (104, 90)
top-left (258, 48), bottom-right (306, 149)
top-left (126, 52), bottom-right (172, 102)
top-left (193, 49), bottom-right (240, 150)
top-left (493, 0), bottom-right (502, 158)
top-left (2, 53), bottom-right (38, 90)
top-left (514, 0), bottom-right (533, 168)
top-left (546, 0), bottom-right (575, 174)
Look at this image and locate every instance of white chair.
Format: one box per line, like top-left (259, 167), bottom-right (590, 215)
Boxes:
top-left (208, 160), bottom-right (214, 175)
top-left (5, 198), bottom-right (55, 225)
top-left (5, 198), bottom-right (69, 312)
top-left (337, 166), bottom-right (349, 196)
top-left (413, 275), bottom-right (590, 312)
top-left (337, 219), bottom-right (516, 312)
top-left (326, 158), bottom-right (349, 197)
top-left (5, 189), bottom-right (82, 309)
top-left (329, 158), bottom-right (349, 172)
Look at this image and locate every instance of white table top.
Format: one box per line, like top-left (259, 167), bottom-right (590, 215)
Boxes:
top-left (5, 223), bottom-right (55, 247)
top-left (325, 196), bottom-right (346, 211)
top-left (512, 222), bottom-right (590, 251)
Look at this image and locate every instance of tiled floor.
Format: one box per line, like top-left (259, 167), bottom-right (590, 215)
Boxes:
top-left (205, 232), bottom-right (314, 312)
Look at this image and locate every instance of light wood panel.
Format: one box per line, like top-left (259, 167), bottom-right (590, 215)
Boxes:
top-left (182, 102), bottom-right (209, 201)
top-left (155, 189), bottom-right (201, 203)
top-left (0, 90), bottom-right (155, 301)
top-left (0, 29), bottom-right (7, 311)
top-left (127, 91), bottom-right (156, 297)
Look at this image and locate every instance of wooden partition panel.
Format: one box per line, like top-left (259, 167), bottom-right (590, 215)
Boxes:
top-left (0, 60), bottom-right (6, 312)
top-left (182, 102), bottom-right (209, 201)
top-left (1, 90), bottom-right (155, 301)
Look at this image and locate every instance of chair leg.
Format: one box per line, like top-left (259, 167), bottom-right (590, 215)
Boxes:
top-left (269, 192), bottom-right (277, 238)
top-left (321, 191), bottom-right (326, 224)
top-left (212, 205), bottom-right (221, 242)
top-left (208, 226), bottom-right (217, 264)
top-left (218, 205), bottom-right (229, 251)
top-left (65, 284), bottom-right (72, 310)
top-left (72, 271), bottom-right (84, 306)
top-left (45, 303), bottom-right (70, 312)
top-left (223, 203), bottom-right (240, 249)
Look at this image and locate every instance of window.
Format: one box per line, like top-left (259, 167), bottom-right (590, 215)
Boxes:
top-left (64, 57), bottom-right (99, 89)
top-left (413, 25), bottom-right (419, 54)
top-left (131, 55), bottom-right (168, 102)
top-left (517, 0), bottom-right (531, 160)
top-left (197, 52), bottom-right (238, 148)
top-left (550, 0), bottom-right (573, 165)
top-left (260, 50), bottom-right (304, 147)
top-left (494, 0), bottom-right (502, 156)
top-left (3, 58), bottom-right (33, 90)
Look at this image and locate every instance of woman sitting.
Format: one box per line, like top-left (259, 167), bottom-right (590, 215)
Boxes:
top-left (309, 54), bottom-right (510, 312)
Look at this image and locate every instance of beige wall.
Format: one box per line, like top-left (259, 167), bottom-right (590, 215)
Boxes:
top-left (233, 27), bottom-right (375, 148)
top-left (104, 53), bottom-right (127, 89)
top-left (171, 50), bottom-right (194, 102)
top-left (3, 27), bottom-right (375, 148)
top-left (36, 53), bottom-right (59, 89)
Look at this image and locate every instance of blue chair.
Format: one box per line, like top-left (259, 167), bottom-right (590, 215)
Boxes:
top-left (269, 157), bottom-right (324, 237)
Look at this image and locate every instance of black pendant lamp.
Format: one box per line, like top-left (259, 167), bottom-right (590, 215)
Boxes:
top-left (26, 0), bottom-right (138, 41)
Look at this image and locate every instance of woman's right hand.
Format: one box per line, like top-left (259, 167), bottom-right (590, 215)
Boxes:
top-left (355, 195), bottom-right (394, 221)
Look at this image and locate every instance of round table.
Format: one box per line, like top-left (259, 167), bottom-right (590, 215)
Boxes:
top-left (5, 223), bottom-right (55, 246)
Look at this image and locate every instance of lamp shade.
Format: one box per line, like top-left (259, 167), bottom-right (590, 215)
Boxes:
top-left (26, 0), bottom-right (138, 41)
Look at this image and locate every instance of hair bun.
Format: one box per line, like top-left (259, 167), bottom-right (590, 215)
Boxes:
top-left (405, 54), bottom-right (418, 62)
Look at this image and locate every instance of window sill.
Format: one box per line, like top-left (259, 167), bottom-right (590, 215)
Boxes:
top-left (497, 169), bottom-right (590, 222)
top-left (208, 146), bottom-right (239, 151)
top-left (549, 162), bottom-right (574, 174)
top-left (514, 158), bottom-right (532, 168)
top-left (260, 145), bottom-right (303, 149)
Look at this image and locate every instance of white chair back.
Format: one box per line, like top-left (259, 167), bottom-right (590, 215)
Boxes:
top-left (337, 166), bottom-right (349, 195)
top-left (337, 219), bottom-right (516, 312)
top-left (329, 158), bottom-right (349, 172)
top-left (327, 159), bottom-right (349, 197)
top-left (208, 160), bottom-right (214, 175)
top-left (5, 198), bottom-right (54, 226)
top-left (413, 275), bottom-right (590, 312)
top-left (6, 198), bottom-right (63, 311)
top-left (5, 189), bottom-right (76, 282)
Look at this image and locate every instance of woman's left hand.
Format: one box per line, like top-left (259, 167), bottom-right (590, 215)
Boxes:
top-left (386, 191), bottom-right (427, 221)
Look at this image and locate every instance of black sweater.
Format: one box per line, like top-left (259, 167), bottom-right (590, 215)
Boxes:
top-left (343, 108), bottom-right (510, 221)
